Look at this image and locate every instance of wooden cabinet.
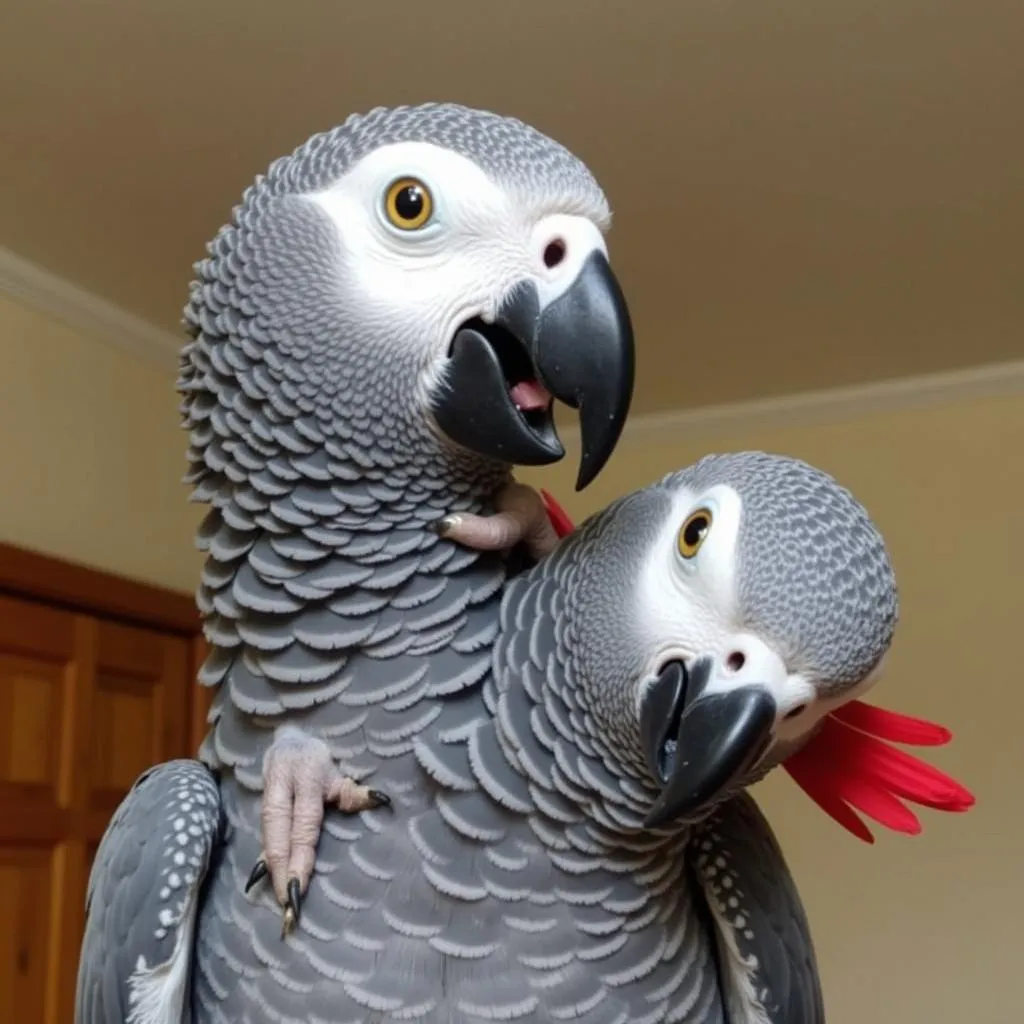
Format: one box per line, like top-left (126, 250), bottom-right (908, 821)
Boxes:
top-left (0, 544), bottom-right (204, 1023)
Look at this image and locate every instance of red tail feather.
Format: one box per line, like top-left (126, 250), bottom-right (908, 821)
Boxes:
top-left (783, 703), bottom-right (976, 841)
top-left (782, 752), bottom-right (878, 843)
top-left (830, 701), bottom-right (952, 746)
top-left (541, 491), bottom-right (976, 842)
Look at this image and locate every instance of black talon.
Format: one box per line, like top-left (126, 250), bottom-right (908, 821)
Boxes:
top-left (426, 516), bottom-right (457, 537)
top-left (244, 859), bottom-right (268, 893)
top-left (369, 789), bottom-right (392, 809)
top-left (286, 877), bottom-right (302, 927)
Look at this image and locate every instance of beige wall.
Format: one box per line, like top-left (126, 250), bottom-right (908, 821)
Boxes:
top-left (0, 294), bottom-right (204, 591)
top-left (2, 290), bottom-right (1018, 1021)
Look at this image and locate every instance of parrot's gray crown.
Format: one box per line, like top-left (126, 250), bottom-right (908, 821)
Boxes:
top-left (256, 103), bottom-right (611, 219)
top-left (179, 102), bottom-right (635, 503)
top-left (522, 450), bottom-right (899, 829)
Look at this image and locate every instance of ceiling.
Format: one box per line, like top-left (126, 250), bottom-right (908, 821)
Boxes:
top-left (1, 0), bottom-right (1021, 415)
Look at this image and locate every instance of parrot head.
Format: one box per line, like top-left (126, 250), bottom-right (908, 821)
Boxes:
top-left (558, 451), bottom-right (899, 829)
top-left (182, 102), bottom-right (634, 491)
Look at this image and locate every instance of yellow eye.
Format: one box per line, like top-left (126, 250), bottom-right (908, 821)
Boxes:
top-left (677, 508), bottom-right (712, 558)
top-left (384, 177), bottom-right (433, 230)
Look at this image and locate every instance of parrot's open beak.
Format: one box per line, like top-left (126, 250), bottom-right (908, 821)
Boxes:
top-left (640, 658), bottom-right (778, 828)
top-left (432, 250), bottom-right (635, 491)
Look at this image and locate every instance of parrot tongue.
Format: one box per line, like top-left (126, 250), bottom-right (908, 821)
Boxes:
top-left (509, 379), bottom-right (553, 412)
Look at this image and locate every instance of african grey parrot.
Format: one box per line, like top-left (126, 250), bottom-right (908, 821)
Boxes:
top-left (74, 101), bottom-right (636, 1023)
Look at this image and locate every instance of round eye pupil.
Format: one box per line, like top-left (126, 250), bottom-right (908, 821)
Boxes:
top-left (394, 185), bottom-right (424, 221)
top-left (683, 516), bottom-right (708, 549)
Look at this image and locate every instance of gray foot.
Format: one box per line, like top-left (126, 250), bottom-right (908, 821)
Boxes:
top-left (244, 725), bottom-right (390, 936)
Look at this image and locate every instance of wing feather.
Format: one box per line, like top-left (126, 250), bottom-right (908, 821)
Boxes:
top-left (691, 793), bottom-right (824, 1024)
top-left (75, 759), bottom-right (224, 1024)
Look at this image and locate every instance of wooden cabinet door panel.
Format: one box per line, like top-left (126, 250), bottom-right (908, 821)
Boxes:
top-left (0, 594), bottom-right (194, 1022)
top-left (0, 846), bottom-right (53, 1024)
top-left (88, 619), bottom-right (190, 817)
top-left (0, 652), bottom-right (65, 811)
top-left (0, 596), bottom-right (73, 813)
top-left (0, 596), bottom-right (81, 1022)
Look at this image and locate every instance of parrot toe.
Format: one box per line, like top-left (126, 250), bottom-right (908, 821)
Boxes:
top-left (429, 481), bottom-right (559, 560)
top-left (246, 726), bottom-right (392, 937)
top-left (275, 782), bottom-right (391, 938)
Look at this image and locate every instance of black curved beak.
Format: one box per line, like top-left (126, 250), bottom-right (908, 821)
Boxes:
top-left (431, 250), bottom-right (635, 491)
top-left (640, 659), bottom-right (777, 829)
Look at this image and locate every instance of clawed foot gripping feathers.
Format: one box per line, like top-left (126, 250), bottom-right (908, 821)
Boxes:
top-left (244, 724), bottom-right (392, 935)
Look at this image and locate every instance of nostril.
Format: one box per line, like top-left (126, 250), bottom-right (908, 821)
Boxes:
top-left (543, 239), bottom-right (566, 269)
top-left (726, 651), bottom-right (746, 672)
top-left (784, 703), bottom-right (808, 721)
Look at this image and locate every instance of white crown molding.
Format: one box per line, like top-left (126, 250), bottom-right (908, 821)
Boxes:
top-left (0, 246), bottom-right (183, 368)
top-left (2, 243), bottom-right (1022, 437)
top-left (556, 357), bottom-right (1024, 448)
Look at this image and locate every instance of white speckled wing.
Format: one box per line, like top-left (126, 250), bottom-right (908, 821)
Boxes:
top-left (75, 759), bottom-right (224, 1024)
top-left (692, 794), bottom-right (825, 1024)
